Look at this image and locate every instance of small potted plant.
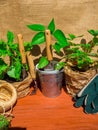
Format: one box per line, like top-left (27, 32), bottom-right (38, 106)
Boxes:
top-left (63, 30), bottom-right (98, 96)
top-left (0, 115), bottom-right (10, 130)
top-left (27, 19), bottom-right (69, 97)
top-left (0, 31), bottom-right (32, 98)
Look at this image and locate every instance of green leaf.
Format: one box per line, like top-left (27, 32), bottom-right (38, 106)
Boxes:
top-left (53, 29), bottom-right (69, 47)
top-left (68, 34), bottom-right (76, 40)
top-left (24, 42), bottom-right (33, 51)
top-left (53, 42), bottom-right (62, 53)
top-left (32, 32), bottom-right (45, 45)
top-left (27, 24), bottom-right (45, 31)
top-left (7, 31), bottom-right (14, 43)
top-left (68, 34), bottom-right (83, 40)
top-left (0, 58), bottom-right (8, 79)
top-left (38, 56), bottom-right (49, 69)
top-left (48, 18), bottom-right (55, 34)
top-left (55, 62), bottom-right (65, 70)
top-left (7, 60), bottom-right (22, 81)
top-left (93, 37), bottom-right (98, 45)
top-left (7, 66), bottom-right (16, 79)
top-left (88, 29), bottom-right (98, 37)
top-left (0, 40), bottom-right (7, 56)
top-left (0, 115), bottom-right (9, 128)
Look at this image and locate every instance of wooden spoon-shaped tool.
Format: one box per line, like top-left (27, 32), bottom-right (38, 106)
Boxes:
top-left (45, 29), bottom-right (54, 70)
top-left (17, 34), bottom-right (27, 79)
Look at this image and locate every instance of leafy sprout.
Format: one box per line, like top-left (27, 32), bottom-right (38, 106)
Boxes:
top-left (63, 31), bottom-right (98, 71)
top-left (27, 18), bottom-right (69, 70)
top-left (0, 115), bottom-right (10, 129)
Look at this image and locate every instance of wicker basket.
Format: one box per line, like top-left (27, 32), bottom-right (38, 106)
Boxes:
top-left (12, 73), bottom-right (32, 98)
top-left (64, 66), bottom-right (97, 96)
top-left (0, 81), bottom-right (17, 113)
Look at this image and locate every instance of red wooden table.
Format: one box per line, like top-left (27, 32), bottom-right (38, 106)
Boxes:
top-left (11, 89), bottom-right (98, 130)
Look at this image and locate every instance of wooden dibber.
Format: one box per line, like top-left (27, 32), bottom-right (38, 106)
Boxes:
top-left (45, 29), bottom-right (53, 70)
top-left (17, 34), bottom-right (27, 79)
top-left (45, 29), bottom-right (53, 61)
top-left (17, 34), bottom-right (26, 64)
top-left (26, 51), bottom-right (36, 79)
top-left (26, 51), bottom-right (37, 95)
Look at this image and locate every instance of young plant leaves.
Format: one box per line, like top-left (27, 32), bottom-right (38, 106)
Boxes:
top-left (7, 31), bottom-right (14, 43)
top-left (55, 62), bottom-right (65, 70)
top-left (88, 29), bottom-right (98, 37)
top-left (53, 29), bottom-right (69, 48)
top-left (53, 43), bottom-right (60, 53)
top-left (27, 24), bottom-right (45, 31)
top-left (32, 32), bottom-right (45, 45)
top-left (68, 34), bottom-right (83, 40)
top-left (7, 60), bottom-right (22, 81)
top-left (0, 40), bottom-right (7, 56)
top-left (0, 58), bottom-right (8, 79)
top-left (48, 18), bottom-right (55, 34)
top-left (53, 42), bottom-right (63, 53)
top-left (38, 56), bottom-right (49, 69)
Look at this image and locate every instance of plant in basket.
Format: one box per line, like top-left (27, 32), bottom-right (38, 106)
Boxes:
top-left (27, 18), bottom-right (69, 97)
top-left (63, 30), bottom-right (98, 96)
top-left (0, 31), bottom-right (32, 98)
top-left (70, 30), bottom-right (98, 114)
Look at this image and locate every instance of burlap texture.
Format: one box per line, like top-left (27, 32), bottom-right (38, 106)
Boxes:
top-left (64, 66), bottom-right (97, 96)
top-left (0, 0), bottom-right (98, 49)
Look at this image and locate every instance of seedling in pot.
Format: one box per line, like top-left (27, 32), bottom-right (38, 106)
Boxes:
top-left (27, 18), bottom-right (69, 71)
top-left (0, 31), bottom-right (33, 81)
top-left (63, 31), bottom-right (98, 72)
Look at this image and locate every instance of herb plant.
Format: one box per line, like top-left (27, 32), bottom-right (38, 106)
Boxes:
top-left (63, 30), bottom-right (98, 71)
top-left (27, 18), bottom-right (69, 70)
top-left (0, 115), bottom-right (10, 130)
top-left (0, 31), bottom-right (32, 81)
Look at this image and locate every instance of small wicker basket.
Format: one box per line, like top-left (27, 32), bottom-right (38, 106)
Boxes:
top-left (64, 66), bottom-right (97, 96)
top-left (0, 81), bottom-right (17, 113)
top-left (12, 73), bottom-right (32, 98)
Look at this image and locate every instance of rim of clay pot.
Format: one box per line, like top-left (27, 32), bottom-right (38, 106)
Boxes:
top-left (36, 64), bottom-right (64, 75)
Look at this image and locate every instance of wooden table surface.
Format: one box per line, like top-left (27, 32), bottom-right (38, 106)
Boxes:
top-left (11, 88), bottom-right (98, 130)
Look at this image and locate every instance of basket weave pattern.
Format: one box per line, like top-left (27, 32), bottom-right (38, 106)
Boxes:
top-left (64, 66), bottom-right (97, 96)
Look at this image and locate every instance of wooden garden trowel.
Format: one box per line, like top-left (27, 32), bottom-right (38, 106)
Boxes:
top-left (17, 34), bottom-right (28, 79)
top-left (44, 29), bottom-right (54, 71)
top-left (27, 51), bottom-right (37, 95)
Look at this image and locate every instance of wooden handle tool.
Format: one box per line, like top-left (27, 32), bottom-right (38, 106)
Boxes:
top-left (17, 34), bottom-right (27, 79)
top-left (45, 30), bottom-right (53, 61)
top-left (27, 51), bottom-right (37, 95)
top-left (26, 51), bottom-right (36, 79)
top-left (17, 34), bottom-right (26, 64)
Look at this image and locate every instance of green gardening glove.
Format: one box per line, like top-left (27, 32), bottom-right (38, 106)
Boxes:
top-left (74, 74), bottom-right (98, 114)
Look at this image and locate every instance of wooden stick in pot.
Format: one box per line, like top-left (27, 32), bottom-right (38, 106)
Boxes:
top-left (26, 51), bottom-right (36, 79)
top-left (45, 29), bottom-right (53, 70)
top-left (27, 51), bottom-right (37, 94)
top-left (17, 34), bottom-right (28, 79)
